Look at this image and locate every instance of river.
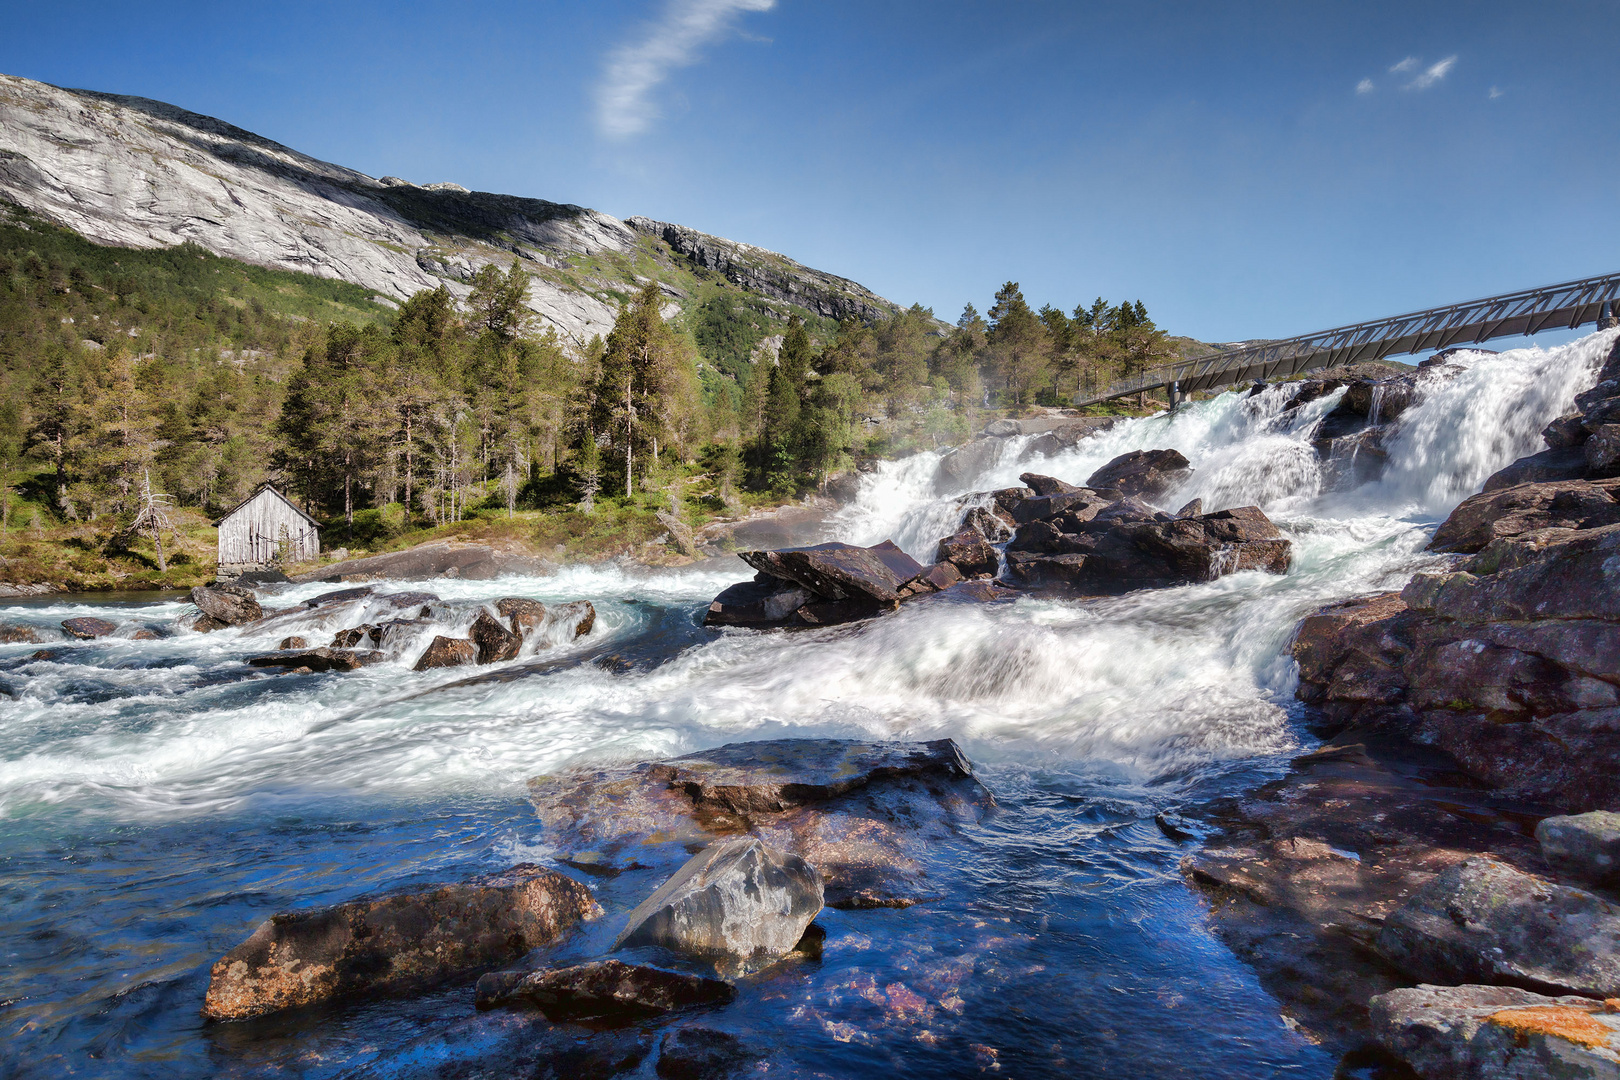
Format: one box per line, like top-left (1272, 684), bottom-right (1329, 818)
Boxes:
top-left (2, 328), bottom-right (1614, 1078)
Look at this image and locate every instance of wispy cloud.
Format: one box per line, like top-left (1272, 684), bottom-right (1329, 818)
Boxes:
top-left (1355, 78), bottom-right (1375, 94)
top-left (1488, 85), bottom-right (1503, 99)
top-left (1389, 56), bottom-right (1420, 74)
top-left (1405, 55), bottom-right (1456, 90)
top-left (595, 0), bottom-right (776, 139)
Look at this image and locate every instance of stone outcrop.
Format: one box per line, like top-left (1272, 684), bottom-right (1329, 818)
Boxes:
top-left (613, 837), bottom-right (823, 975)
top-left (190, 584), bottom-right (262, 626)
top-left (528, 738), bottom-right (994, 910)
top-left (291, 542), bottom-right (553, 584)
top-left (201, 865), bottom-right (597, 1021)
top-left (1371, 984), bottom-right (1620, 1080)
top-left (1292, 512), bottom-right (1620, 810)
top-left (60, 617), bottom-right (118, 639)
top-left (474, 959), bottom-right (734, 1021)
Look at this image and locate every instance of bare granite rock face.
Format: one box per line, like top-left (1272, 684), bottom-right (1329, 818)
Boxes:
top-left (190, 584), bottom-right (262, 626)
top-left (1539, 812), bottom-right (1620, 890)
top-left (613, 837), bottom-right (823, 975)
top-left (528, 738), bottom-right (994, 909)
top-left (1371, 983), bottom-right (1620, 1079)
top-left (202, 865), bottom-right (598, 1021)
top-left (0, 74), bottom-right (911, 345)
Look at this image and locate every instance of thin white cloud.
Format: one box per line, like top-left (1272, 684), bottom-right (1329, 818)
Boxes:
top-left (1389, 56), bottom-right (1420, 74)
top-left (1489, 85), bottom-right (1503, 99)
top-left (1356, 78), bottom-right (1375, 94)
top-left (595, 0), bottom-right (776, 139)
top-left (1405, 55), bottom-right (1456, 90)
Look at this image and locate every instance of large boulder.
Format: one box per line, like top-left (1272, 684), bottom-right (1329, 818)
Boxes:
top-left (1005, 505), bottom-right (1290, 594)
top-left (61, 616), bottom-right (118, 639)
top-left (740, 541), bottom-right (922, 605)
top-left (1538, 812), bottom-right (1620, 891)
top-left (1376, 856), bottom-right (1620, 999)
top-left (191, 584), bottom-right (263, 626)
top-left (613, 837), bottom-right (822, 975)
top-left (704, 578), bottom-right (812, 629)
top-left (1371, 983), bottom-right (1620, 1080)
top-left (469, 610), bottom-right (521, 664)
top-left (935, 528), bottom-right (998, 578)
top-left (202, 865), bottom-right (598, 1021)
top-left (1084, 449), bottom-right (1191, 499)
top-left (656, 1027), bottom-right (765, 1080)
top-left (1484, 447), bottom-right (1593, 491)
top-left (413, 636), bottom-right (477, 671)
top-left (1018, 472), bottom-right (1081, 497)
top-left (528, 738), bottom-right (994, 910)
top-left (474, 959), bottom-right (734, 1021)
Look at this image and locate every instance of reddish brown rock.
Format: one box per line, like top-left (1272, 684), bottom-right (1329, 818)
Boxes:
top-left (202, 865), bottom-right (598, 1021)
top-left (413, 636), bottom-right (477, 671)
top-left (496, 597), bottom-right (547, 638)
top-left (61, 616), bottom-right (119, 639)
top-left (190, 584), bottom-right (262, 626)
top-left (1429, 479), bottom-right (1620, 553)
top-left (935, 529), bottom-right (998, 578)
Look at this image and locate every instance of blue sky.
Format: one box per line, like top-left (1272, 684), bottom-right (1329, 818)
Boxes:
top-left (3, 1), bottom-right (1617, 344)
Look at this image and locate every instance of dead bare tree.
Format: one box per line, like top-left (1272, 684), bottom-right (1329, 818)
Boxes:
top-left (127, 469), bottom-right (176, 572)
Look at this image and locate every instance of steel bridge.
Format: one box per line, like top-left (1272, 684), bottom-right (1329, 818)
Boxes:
top-left (1075, 271), bottom-right (1620, 408)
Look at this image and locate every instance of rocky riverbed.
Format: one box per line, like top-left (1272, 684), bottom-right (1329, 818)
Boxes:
top-left (4, 330), bottom-right (1620, 1079)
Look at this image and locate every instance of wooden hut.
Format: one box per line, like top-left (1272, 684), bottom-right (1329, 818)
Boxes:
top-left (215, 484), bottom-right (319, 574)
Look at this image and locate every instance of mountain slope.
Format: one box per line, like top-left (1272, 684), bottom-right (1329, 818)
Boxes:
top-left (0, 73), bottom-right (901, 344)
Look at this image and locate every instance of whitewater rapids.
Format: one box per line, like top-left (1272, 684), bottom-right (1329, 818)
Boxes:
top-left (0, 328), bottom-right (1612, 1079)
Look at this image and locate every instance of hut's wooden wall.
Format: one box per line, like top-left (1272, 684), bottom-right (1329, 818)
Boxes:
top-left (217, 490), bottom-right (319, 567)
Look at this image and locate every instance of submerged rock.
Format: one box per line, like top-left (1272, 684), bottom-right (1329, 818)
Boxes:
top-left (1376, 856), bottom-right (1620, 999)
top-left (202, 864), bottom-right (598, 1021)
top-left (413, 635), bottom-right (477, 671)
top-left (1371, 983), bottom-right (1620, 1080)
top-left (0, 624), bottom-right (45, 643)
top-left (529, 738), bottom-right (993, 909)
top-left (248, 647), bottom-right (383, 673)
top-left (655, 1027), bottom-right (764, 1080)
top-left (550, 600), bottom-right (597, 639)
top-left (61, 616), bottom-right (118, 639)
top-left (329, 625), bottom-right (376, 648)
top-left (190, 584), bottom-right (262, 626)
top-left (475, 959), bottom-right (733, 1021)
top-left (278, 635), bottom-right (308, 650)
top-left (614, 837), bottom-right (823, 975)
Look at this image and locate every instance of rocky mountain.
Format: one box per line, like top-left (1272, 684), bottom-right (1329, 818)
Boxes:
top-left (0, 73), bottom-right (903, 345)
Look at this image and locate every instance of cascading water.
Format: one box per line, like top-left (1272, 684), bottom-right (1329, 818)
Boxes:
top-left (1, 328), bottom-right (1613, 1080)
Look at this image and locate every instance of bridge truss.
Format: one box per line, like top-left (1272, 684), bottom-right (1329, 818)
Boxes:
top-left (1075, 271), bottom-right (1620, 408)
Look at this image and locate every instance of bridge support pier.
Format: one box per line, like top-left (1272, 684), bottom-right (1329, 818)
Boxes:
top-left (1602, 301), bottom-right (1618, 330)
top-left (1168, 380), bottom-right (1180, 411)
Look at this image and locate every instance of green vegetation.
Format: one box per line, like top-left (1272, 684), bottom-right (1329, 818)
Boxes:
top-left (0, 201), bottom-right (1187, 588)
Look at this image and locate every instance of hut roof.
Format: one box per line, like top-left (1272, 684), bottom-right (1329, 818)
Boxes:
top-left (213, 483), bottom-right (320, 530)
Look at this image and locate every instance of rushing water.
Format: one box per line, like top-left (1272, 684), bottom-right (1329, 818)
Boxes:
top-left (1, 330), bottom-right (1614, 1079)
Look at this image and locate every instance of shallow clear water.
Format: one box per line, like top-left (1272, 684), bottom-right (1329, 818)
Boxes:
top-left (1, 330), bottom-right (1613, 1078)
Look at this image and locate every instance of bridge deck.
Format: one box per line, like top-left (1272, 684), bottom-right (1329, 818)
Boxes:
top-left (1075, 271), bottom-right (1620, 407)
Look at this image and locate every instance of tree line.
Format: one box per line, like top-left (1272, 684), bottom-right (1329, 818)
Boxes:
top-left (0, 202), bottom-right (1182, 536)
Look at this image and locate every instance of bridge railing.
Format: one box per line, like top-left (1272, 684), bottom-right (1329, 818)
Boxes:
top-left (1076, 271), bottom-right (1620, 407)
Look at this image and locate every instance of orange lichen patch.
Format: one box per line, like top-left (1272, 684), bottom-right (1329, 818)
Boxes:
top-left (1486, 1006), bottom-right (1614, 1050)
